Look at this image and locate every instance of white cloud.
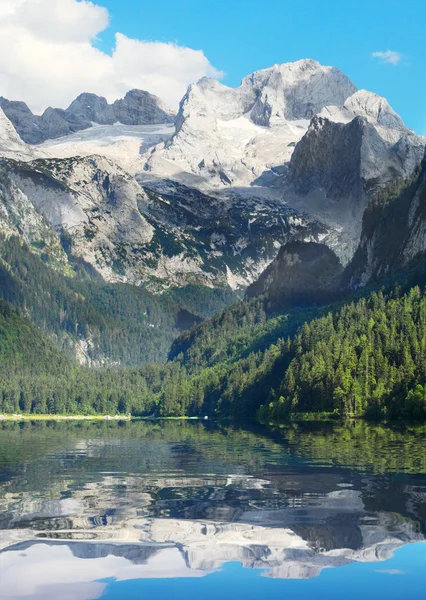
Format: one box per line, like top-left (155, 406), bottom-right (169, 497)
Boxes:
top-left (0, 0), bottom-right (223, 113)
top-left (371, 50), bottom-right (403, 66)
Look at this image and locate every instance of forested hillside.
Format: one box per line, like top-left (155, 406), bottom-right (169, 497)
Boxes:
top-left (2, 278), bottom-right (425, 421)
top-left (260, 287), bottom-right (426, 421)
top-left (0, 295), bottom-right (191, 416)
top-left (0, 235), bottom-right (200, 365)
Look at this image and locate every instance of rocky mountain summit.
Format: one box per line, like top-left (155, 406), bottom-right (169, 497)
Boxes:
top-left (289, 90), bottom-right (424, 214)
top-left (144, 60), bottom-right (424, 192)
top-left (0, 90), bottom-right (175, 145)
top-left (0, 58), bottom-right (424, 306)
top-left (145, 59), bottom-right (357, 186)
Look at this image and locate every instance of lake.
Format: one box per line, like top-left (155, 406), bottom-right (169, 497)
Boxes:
top-left (0, 419), bottom-right (425, 599)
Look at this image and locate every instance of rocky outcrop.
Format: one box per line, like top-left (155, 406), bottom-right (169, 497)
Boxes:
top-left (285, 94), bottom-right (425, 264)
top-left (0, 99), bottom-right (44, 146)
top-left (246, 240), bottom-right (343, 308)
top-left (290, 116), bottom-right (368, 202)
top-left (65, 93), bottom-right (116, 129)
top-left (343, 158), bottom-right (426, 288)
top-left (290, 112), bottom-right (425, 204)
top-left (112, 90), bottom-right (174, 125)
top-left (0, 108), bottom-right (29, 153)
top-left (0, 90), bottom-right (175, 144)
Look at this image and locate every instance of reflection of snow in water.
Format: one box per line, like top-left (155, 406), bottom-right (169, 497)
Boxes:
top-left (0, 506), bottom-right (423, 595)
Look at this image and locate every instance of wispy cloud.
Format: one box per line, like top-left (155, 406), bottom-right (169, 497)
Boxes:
top-left (372, 50), bottom-right (404, 66)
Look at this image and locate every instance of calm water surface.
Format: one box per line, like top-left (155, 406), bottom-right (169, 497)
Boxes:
top-left (0, 419), bottom-right (425, 599)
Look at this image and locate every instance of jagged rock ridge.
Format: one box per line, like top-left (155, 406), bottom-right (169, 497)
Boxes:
top-left (0, 90), bottom-right (175, 144)
top-left (145, 59), bottom-right (358, 186)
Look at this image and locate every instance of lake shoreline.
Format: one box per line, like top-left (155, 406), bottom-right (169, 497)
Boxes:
top-left (0, 414), bottom-right (207, 422)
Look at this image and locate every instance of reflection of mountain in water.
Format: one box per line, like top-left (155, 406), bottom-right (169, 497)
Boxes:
top-left (1, 509), bottom-right (423, 583)
top-left (1, 471), bottom-right (425, 580)
top-left (0, 421), bottom-right (426, 588)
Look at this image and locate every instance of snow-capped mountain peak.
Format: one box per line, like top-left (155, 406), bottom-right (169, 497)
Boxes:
top-left (144, 59), bottom-right (424, 192)
top-left (175, 59), bottom-right (357, 132)
top-left (241, 58), bottom-right (357, 124)
top-left (0, 59), bottom-right (424, 296)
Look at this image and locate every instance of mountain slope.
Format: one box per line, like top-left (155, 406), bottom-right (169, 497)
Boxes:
top-left (343, 158), bottom-right (426, 287)
top-left (0, 297), bottom-right (69, 377)
top-left (2, 60), bottom-right (420, 295)
top-left (246, 241), bottom-right (342, 309)
top-left (0, 235), bottom-right (201, 366)
top-left (0, 154), bottom-right (330, 294)
top-left (0, 60), bottom-right (425, 379)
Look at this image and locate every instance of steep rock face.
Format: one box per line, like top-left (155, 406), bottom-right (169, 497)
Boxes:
top-left (0, 108), bottom-right (42, 163)
top-left (0, 108), bottom-right (29, 153)
top-left (290, 116), bottom-right (368, 201)
top-left (290, 103), bottom-right (424, 203)
top-left (0, 160), bottom-right (66, 263)
top-left (246, 240), bottom-right (342, 308)
top-left (0, 99), bottom-right (43, 146)
top-left (1, 156), bottom-right (155, 282)
top-left (0, 90), bottom-right (175, 144)
top-left (65, 93), bottom-right (116, 129)
top-left (343, 159), bottom-right (426, 287)
top-left (39, 107), bottom-right (73, 140)
top-left (287, 101), bottom-right (425, 263)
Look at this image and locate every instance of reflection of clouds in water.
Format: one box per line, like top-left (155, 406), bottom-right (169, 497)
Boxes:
top-left (0, 544), bottom-right (207, 600)
top-left (0, 511), bottom-right (422, 597)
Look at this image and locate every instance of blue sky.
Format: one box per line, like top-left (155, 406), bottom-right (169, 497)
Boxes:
top-left (97, 0), bottom-right (425, 134)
